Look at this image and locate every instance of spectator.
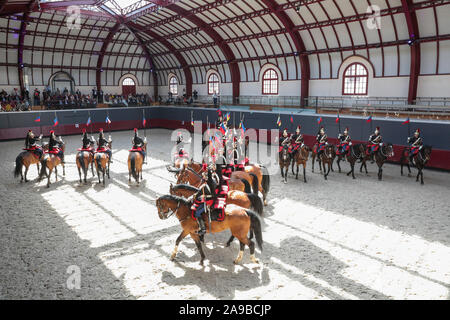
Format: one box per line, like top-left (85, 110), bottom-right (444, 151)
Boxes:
top-left (213, 91), bottom-right (218, 107)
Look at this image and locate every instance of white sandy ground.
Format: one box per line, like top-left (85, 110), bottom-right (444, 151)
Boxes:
top-left (0, 128), bottom-right (449, 300)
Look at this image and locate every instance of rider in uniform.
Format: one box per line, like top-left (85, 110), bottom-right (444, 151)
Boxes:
top-left (279, 128), bottom-right (290, 153)
top-left (48, 130), bottom-right (64, 163)
top-left (193, 163), bottom-right (219, 238)
top-left (316, 126), bottom-right (328, 160)
top-left (368, 126), bottom-right (382, 162)
top-left (290, 125), bottom-right (304, 157)
top-left (407, 128), bottom-right (423, 163)
top-left (97, 128), bottom-right (112, 163)
top-left (25, 130), bottom-right (43, 159)
top-left (81, 128), bottom-right (94, 150)
top-left (132, 128), bottom-right (147, 163)
top-left (337, 127), bottom-right (351, 159)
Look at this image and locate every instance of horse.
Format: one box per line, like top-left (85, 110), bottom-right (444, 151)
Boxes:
top-left (76, 140), bottom-right (96, 184)
top-left (279, 145), bottom-right (291, 184)
top-left (38, 139), bottom-right (65, 188)
top-left (156, 195), bottom-right (263, 265)
top-left (94, 143), bottom-right (112, 186)
top-left (291, 144), bottom-right (310, 183)
top-left (336, 143), bottom-right (366, 179)
top-left (14, 150), bottom-right (42, 183)
top-left (176, 166), bottom-right (253, 194)
top-left (311, 143), bottom-right (336, 173)
top-left (128, 142), bottom-right (146, 185)
top-left (362, 143), bottom-right (394, 181)
top-left (316, 144), bottom-right (335, 180)
top-left (400, 145), bottom-right (432, 185)
top-left (169, 183), bottom-right (263, 248)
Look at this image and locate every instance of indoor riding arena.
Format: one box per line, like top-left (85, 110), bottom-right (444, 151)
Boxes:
top-left (0, 0), bottom-right (449, 302)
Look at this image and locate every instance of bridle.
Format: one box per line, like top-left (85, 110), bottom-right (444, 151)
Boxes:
top-left (158, 200), bottom-right (181, 220)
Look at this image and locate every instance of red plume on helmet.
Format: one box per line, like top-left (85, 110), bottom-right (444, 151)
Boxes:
top-left (416, 128), bottom-right (420, 133)
top-left (202, 163), bottom-right (207, 171)
top-left (28, 129), bottom-right (32, 132)
top-left (99, 128), bottom-right (103, 132)
top-left (297, 125), bottom-right (301, 130)
top-left (376, 126), bottom-right (380, 130)
top-left (82, 128), bottom-right (86, 133)
top-left (50, 130), bottom-right (54, 134)
top-left (134, 128), bottom-right (137, 132)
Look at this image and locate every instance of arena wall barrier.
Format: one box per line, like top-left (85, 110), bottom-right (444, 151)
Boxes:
top-left (1, 106), bottom-right (449, 170)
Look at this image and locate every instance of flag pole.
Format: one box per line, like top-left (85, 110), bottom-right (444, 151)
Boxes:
top-left (338, 112), bottom-right (341, 133)
top-left (107, 109), bottom-right (111, 137)
top-left (143, 108), bottom-right (146, 138)
top-left (88, 110), bottom-right (92, 136)
top-left (39, 111), bottom-right (42, 136)
top-left (54, 111), bottom-right (57, 136)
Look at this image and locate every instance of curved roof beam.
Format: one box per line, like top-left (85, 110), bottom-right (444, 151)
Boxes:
top-left (126, 21), bottom-right (193, 95)
top-left (161, 2), bottom-right (241, 99)
top-left (96, 23), bottom-right (121, 92)
top-left (401, 0), bottom-right (420, 104)
top-left (260, 0), bottom-right (310, 106)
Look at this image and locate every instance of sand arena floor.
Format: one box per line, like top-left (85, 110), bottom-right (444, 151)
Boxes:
top-left (0, 128), bottom-right (449, 299)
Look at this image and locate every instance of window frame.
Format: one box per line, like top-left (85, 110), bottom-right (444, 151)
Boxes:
top-left (169, 76), bottom-right (178, 95)
top-left (262, 68), bottom-right (279, 95)
top-left (207, 73), bottom-right (220, 95)
top-left (342, 63), bottom-right (368, 96)
top-left (122, 77), bottom-right (135, 86)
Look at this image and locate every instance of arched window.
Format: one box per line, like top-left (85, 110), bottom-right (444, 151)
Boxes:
top-left (343, 63), bottom-right (368, 95)
top-left (169, 76), bottom-right (178, 95)
top-left (262, 68), bottom-right (278, 95)
top-left (122, 77), bottom-right (135, 86)
top-left (208, 73), bottom-right (220, 95)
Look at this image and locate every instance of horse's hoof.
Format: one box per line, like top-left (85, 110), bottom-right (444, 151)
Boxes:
top-left (250, 255), bottom-right (259, 264)
top-left (233, 259), bottom-right (240, 265)
top-left (353, 177), bottom-right (356, 180)
top-left (170, 254), bottom-right (176, 261)
top-left (199, 260), bottom-right (204, 266)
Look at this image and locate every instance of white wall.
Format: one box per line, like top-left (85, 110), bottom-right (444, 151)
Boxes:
top-left (417, 75), bottom-right (450, 98)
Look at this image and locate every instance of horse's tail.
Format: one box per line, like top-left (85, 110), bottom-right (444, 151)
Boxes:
top-left (78, 152), bottom-right (87, 175)
top-left (247, 193), bottom-right (263, 216)
top-left (249, 172), bottom-right (259, 195)
top-left (95, 153), bottom-right (103, 174)
top-left (39, 157), bottom-right (48, 180)
top-left (240, 179), bottom-right (251, 193)
top-left (260, 165), bottom-right (271, 194)
top-left (130, 153), bottom-right (138, 181)
top-left (14, 154), bottom-right (23, 178)
top-left (246, 209), bottom-right (263, 251)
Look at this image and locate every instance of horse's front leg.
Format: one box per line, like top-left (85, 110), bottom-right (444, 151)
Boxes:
top-left (337, 157), bottom-right (341, 173)
top-left (78, 166), bottom-right (82, 183)
top-left (171, 230), bottom-right (188, 261)
top-left (47, 168), bottom-right (52, 188)
top-left (234, 242), bottom-right (246, 265)
top-left (36, 163), bottom-right (40, 176)
top-left (55, 166), bottom-right (58, 181)
top-left (296, 164), bottom-right (299, 180)
top-left (311, 155), bottom-right (315, 172)
top-left (420, 168), bottom-right (424, 185)
top-left (378, 165), bottom-right (383, 181)
top-left (303, 163), bottom-right (307, 183)
top-left (91, 162), bottom-right (95, 177)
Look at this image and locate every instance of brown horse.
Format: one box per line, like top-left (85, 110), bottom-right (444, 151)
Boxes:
top-left (311, 143), bottom-right (336, 174)
top-left (76, 150), bottom-right (95, 184)
top-left (169, 183), bottom-right (263, 247)
top-left (291, 145), bottom-right (310, 183)
top-left (14, 150), bottom-right (41, 182)
top-left (38, 141), bottom-right (66, 188)
top-left (400, 145), bottom-right (432, 185)
top-left (336, 144), bottom-right (366, 179)
top-left (279, 145), bottom-right (291, 184)
top-left (94, 145), bottom-right (111, 186)
top-left (128, 143), bottom-right (146, 185)
top-left (156, 195), bottom-right (262, 265)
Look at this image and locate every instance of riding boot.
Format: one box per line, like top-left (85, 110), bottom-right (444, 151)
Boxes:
top-left (409, 155), bottom-right (415, 166)
top-left (197, 217), bottom-right (206, 237)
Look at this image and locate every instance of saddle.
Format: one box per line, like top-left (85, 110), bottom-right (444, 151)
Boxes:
top-left (336, 144), bottom-right (350, 155)
top-left (129, 147), bottom-right (144, 152)
top-left (78, 147), bottom-right (94, 153)
top-left (46, 147), bottom-right (61, 155)
top-left (191, 198), bottom-right (226, 222)
top-left (23, 146), bottom-right (42, 159)
top-left (96, 147), bottom-right (110, 153)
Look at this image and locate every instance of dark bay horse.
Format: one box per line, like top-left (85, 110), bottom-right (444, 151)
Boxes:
top-left (336, 144), bottom-right (366, 179)
top-left (362, 143), bottom-right (394, 180)
top-left (318, 144), bottom-right (335, 180)
top-left (176, 167), bottom-right (253, 194)
top-left (156, 195), bottom-right (263, 265)
top-left (279, 145), bottom-right (290, 184)
top-left (311, 143), bottom-right (336, 174)
top-left (94, 143), bottom-right (112, 186)
top-left (291, 145), bottom-right (310, 183)
top-left (400, 145), bottom-right (432, 185)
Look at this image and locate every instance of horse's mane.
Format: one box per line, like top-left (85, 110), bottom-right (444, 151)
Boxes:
top-left (172, 184), bottom-right (199, 192)
top-left (158, 194), bottom-right (192, 207)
